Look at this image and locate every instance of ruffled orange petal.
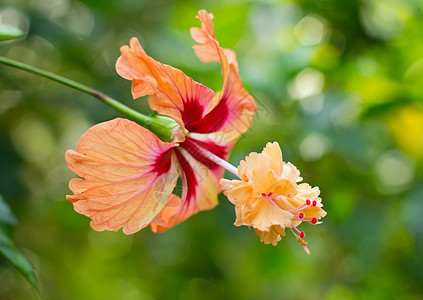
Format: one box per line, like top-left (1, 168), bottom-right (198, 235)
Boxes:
top-left (66, 118), bottom-right (179, 234)
top-left (189, 10), bottom-right (256, 146)
top-left (238, 142), bottom-right (281, 181)
top-left (116, 38), bottom-right (215, 132)
top-left (190, 10), bottom-right (230, 86)
top-left (255, 226), bottom-right (286, 246)
top-left (244, 197), bottom-right (293, 231)
top-left (220, 179), bottom-right (252, 206)
top-left (115, 39), bottom-right (155, 98)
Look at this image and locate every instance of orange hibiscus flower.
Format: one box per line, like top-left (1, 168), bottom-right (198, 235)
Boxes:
top-left (220, 142), bottom-right (327, 254)
top-left (66, 10), bottom-right (257, 234)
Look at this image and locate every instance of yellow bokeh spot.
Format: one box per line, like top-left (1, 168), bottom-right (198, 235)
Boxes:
top-left (386, 105), bottom-right (423, 157)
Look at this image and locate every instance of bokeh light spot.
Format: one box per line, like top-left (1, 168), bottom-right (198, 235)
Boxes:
top-left (299, 132), bottom-right (329, 161)
top-left (375, 151), bottom-right (414, 193)
top-left (289, 68), bottom-right (324, 100)
top-left (294, 14), bottom-right (327, 46)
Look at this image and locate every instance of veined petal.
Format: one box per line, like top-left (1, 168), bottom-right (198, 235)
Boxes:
top-left (116, 38), bottom-right (216, 131)
top-left (150, 146), bottom-right (219, 233)
top-left (189, 10), bottom-right (257, 144)
top-left (172, 146), bottom-right (219, 221)
top-left (66, 118), bottom-right (179, 234)
top-left (181, 137), bottom-right (228, 181)
top-left (190, 10), bottom-right (235, 72)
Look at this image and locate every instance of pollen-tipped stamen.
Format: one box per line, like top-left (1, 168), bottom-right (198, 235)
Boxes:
top-left (289, 227), bottom-right (310, 255)
top-left (288, 199), bottom-right (317, 213)
top-left (294, 216), bottom-right (320, 224)
top-left (291, 224), bottom-right (303, 237)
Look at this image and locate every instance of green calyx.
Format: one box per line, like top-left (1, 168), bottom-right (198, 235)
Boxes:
top-left (146, 114), bottom-right (180, 142)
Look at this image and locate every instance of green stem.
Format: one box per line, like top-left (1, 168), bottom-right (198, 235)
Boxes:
top-left (0, 56), bottom-right (178, 142)
top-left (0, 56), bottom-right (150, 124)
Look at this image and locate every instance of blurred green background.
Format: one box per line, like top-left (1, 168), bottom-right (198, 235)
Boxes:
top-left (1, 0), bottom-right (423, 299)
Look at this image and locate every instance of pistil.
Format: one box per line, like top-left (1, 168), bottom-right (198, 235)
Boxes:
top-left (192, 142), bottom-right (240, 178)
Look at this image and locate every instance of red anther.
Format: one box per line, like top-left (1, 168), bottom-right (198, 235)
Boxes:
top-left (312, 200), bottom-right (317, 207)
top-left (306, 200), bottom-right (311, 205)
top-left (261, 193), bottom-right (266, 197)
top-left (311, 218), bottom-right (317, 224)
top-left (298, 212), bottom-right (304, 219)
top-left (268, 192), bottom-right (273, 197)
top-left (300, 232), bottom-right (305, 238)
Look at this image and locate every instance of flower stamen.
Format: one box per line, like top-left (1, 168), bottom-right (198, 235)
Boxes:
top-left (291, 224), bottom-right (304, 237)
top-left (288, 199), bottom-right (317, 213)
top-left (289, 227), bottom-right (310, 255)
top-left (263, 195), bottom-right (320, 226)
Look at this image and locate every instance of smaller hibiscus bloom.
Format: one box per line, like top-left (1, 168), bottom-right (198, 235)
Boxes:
top-left (220, 142), bottom-right (326, 254)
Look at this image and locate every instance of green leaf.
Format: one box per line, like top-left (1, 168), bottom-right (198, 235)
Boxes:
top-left (0, 227), bottom-right (38, 291)
top-left (0, 195), bottom-right (17, 225)
top-left (0, 194), bottom-right (39, 296)
top-left (0, 24), bottom-right (25, 42)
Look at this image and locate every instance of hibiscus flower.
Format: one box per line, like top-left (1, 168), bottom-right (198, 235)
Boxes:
top-left (220, 142), bottom-right (327, 254)
top-left (65, 10), bottom-right (257, 234)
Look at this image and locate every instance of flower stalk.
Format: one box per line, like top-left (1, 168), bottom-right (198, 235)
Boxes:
top-left (0, 56), bottom-right (178, 142)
